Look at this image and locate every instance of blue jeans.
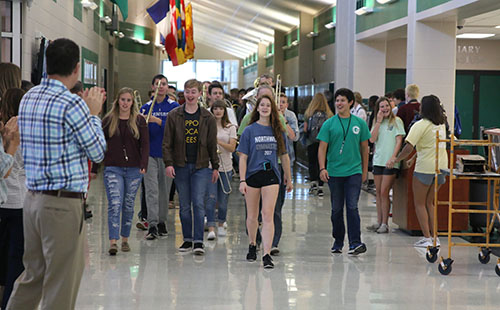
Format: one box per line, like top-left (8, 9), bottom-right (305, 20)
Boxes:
top-left (328, 174), bottom-right (362, 248)
top-left (206, 170), bottom-right (233, 227)
top-left (104, 166), bottom-right (143, 240)
top-left (175, 164), bottom-right (212, 243)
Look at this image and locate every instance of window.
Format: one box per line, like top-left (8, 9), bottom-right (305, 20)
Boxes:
top-left (0, 0), bottom-right (21, 65)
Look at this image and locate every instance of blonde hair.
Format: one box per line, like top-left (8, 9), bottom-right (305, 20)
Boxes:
top-left (104, 87), bottom-right (140, 139)
top-left (0, 63), bottom-right (22, 98)
top-left (304, 93), bottom-right (333, 119)
top-left (405, 84), bottom-right (420, 100)
top-left (354, 92), bottom-right (363, 105)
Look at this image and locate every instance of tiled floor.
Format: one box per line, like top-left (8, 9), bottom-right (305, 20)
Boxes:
top-left (76, 168), bottom-right (500, 309)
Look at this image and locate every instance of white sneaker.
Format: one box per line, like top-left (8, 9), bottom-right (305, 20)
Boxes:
top-left (376, 223), bottom-right (389, 234)
top-left (217, 226), bottom-right (226, 236)
top-left (223, 221), bottom-right (227, 229)
top-left (366, 223), bottom-right (380, 232)
top-left (413, 237), bottom-right (433, 248)
top-left (207, 231), bottom-right (216, 240)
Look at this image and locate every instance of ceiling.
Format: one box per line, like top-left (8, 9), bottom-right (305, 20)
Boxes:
top-left (189, 0), bottom-right (336, 59)
top-left (459, 8), bottom-right (500, 39)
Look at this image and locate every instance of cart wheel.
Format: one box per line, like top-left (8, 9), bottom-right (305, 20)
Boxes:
top-left (426, 247), bottom-right (439, 263)
top-left (478, 248), bottom-right (491, 264)
top-left (438, 258), bottom-right (454, 276)
top-left (496, 259), bottom-right (500, 277)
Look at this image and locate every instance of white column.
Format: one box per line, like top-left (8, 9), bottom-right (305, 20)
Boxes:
top-left (407, 0), bottom-right (457, 121)
top-left (353, 40), bottom-right (387, 97)
top-left (334, 0), bottom-right (356, 89)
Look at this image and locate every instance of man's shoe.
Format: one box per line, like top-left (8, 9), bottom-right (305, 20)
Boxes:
top-left (348, 243), bottom-right (367, 255)
top-left (366, 223), bottom-right (380, 232)
top-left (317, 188), bottom-right (324, 197)
top-left (246, 244), bottom-right (257, 261)
top-left (179, 241), bottom-right (193, 252)
top-left (262, 254), bottom-right (274, 269)
top-left (136, 220), bottom-right (148, 231)
top-left (217, 226), bottom-right (226, 237)
top-left (158, 223), bottom-right (168, 237)
top-left (145, 227), bottom-right (158, 240)
top-left (121, 241), bottom-right (130, 252)
top-left (193, 242), bottom-right (205, 255)
top-left (331, 244), bottom-right (342, 254)
top-left (270, 247), bottom-right (280, 256)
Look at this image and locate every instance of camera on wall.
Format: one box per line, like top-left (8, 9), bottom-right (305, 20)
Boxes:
top-left (457, 20), bottom-right (465, 30)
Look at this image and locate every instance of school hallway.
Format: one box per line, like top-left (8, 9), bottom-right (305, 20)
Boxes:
top-left (76, 168), bottom-right (500, 309)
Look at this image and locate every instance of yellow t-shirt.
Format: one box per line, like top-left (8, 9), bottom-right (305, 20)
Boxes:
top-left (405, 119), bottom-right (448, 174)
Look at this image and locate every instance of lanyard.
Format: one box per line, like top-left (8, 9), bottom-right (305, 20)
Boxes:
top-left (338, 116), bottom-right (351, 155)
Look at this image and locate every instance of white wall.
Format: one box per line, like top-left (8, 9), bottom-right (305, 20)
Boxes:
top-left (283, 57), bottom-right (299, 86)
top-left (313, 44), bottom-right (335, 84)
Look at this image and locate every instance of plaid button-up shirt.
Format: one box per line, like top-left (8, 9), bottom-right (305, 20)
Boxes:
top-left (19, 78), bottom-right (106, 193)
top-left (0, 135), bottom-right (14, 204)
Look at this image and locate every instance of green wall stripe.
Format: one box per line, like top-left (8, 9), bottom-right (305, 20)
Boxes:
top-left (356, 0), bottom-right (407, 34)
top-left (117, 22), bottom-right (154, 55)
top-left (284, 45), bottom-right (299, 60)
top-left (417, 0), bottom-right (451, 12)
top-left (266, 57), bottom-right (274, 68)
top-left (74, 0), bottom-right (82, 22)
top-left (313, 29), bottom-right (335, 50)
top-left (243, 64), bottom-right (257, 75)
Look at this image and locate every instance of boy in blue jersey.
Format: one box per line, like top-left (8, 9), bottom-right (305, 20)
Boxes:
top-left (140, 74), bottom-right (179, 239)
top-left (317, 88), bottom-right (370, 255)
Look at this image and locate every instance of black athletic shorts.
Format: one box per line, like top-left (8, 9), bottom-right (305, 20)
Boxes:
top-left (373, 165), bottom-right (399, 176)
top-left (246, 170), bottom-right (279, 188)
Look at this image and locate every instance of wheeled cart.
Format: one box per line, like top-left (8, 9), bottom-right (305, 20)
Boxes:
top-left (425, 130), bottom-right (500, 276)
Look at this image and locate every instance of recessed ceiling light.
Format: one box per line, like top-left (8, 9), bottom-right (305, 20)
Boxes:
top-left (456, 33), bottom-right (495, 39)
top-left (495, 25), bottom-right (500, 29)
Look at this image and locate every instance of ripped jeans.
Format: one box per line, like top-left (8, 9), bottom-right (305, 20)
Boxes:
top-left (104, 166), bottom-right (143, 240)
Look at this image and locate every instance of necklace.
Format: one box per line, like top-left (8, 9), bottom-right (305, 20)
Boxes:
top-left (338, 115), bottom-right (352, 155)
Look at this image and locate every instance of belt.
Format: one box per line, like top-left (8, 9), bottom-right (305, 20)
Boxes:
top-left (30, 190), bottom-right (84, 199)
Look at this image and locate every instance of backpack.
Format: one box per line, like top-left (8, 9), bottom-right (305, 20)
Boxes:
top-left (307, 111), bottom-right (327, 143)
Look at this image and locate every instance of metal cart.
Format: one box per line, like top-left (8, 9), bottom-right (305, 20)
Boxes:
top-left (425, 130), bottom-right (500, 276)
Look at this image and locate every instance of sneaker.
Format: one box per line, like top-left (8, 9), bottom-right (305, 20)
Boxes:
top-left (136, 220), bottom-right (148, 231)
top-left (317, 188), bottom-right (324, 197)
top-left (262, 254), bottom-right (274, 269)
top-left (207, 231), bottom-right (216, 240)
top-left (309, 185), bottom-right (318, 195)
top-left (366, 223), bottom-right (380, 232)
top-left (145, 227), bottom-right (158, 240)
top-left (246, 244), bottom-right (257, 261)
top-left (179, 241), bottom-right (193, 252)
top-left (223, 221), bottom-right (227, 229)
top-left (108, 243), bottom-right (118, 256)
top-left (193, 242), bottom-right (205, 255)
top-left (434, 237), bottom-right (441, 247)
top-left (270, 247), bottom-right (280, 256)
top-left (331, 244), bottom-right (343, 254)
top-left (413, 237), bottom-right (433, 248)
top-left (376, 223), bottom-right (389, 234)
top-left (348, 243), bottom-right (367, 255)
top-left (217, 226), bottom-right (226, 237)
top-left (121, 241), bottom-right (130, 252)
top-left (158, 223), bottom-right (168, 237)
top-left (84, 204), bottom-right (93, 220)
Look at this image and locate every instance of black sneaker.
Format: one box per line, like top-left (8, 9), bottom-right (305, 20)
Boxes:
top-left (348, 243), bottom-right (367, 255)
top-left (270, 247), bottom-right (280, 256)
top-left (262, 254), bottom-right (274, 269)
top-left (246, 244), bottom-right (257, 261)
top-left (179, 241), bottom-right (193, 252)
top-left (331, 244), bottom-right (343, 254)
top-left (317, 189), bottom-right (324, 197)
top-left (158, 222), bottom-right (168, 237)
top-left (145, 227), bottom-right (158, 240)
top-left (193, 242), bottom-right (205, 255)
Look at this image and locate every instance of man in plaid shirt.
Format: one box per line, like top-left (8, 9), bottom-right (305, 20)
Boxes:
top-left (7, 38), bottom-right (106, 310)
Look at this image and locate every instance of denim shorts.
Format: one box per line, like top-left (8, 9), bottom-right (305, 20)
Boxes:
top-left (413, 171), bottom-right (446, 186)
top-left (373, 165), bottom-right (399, 176)
top-left (246, 170), bottom-right (279, 188)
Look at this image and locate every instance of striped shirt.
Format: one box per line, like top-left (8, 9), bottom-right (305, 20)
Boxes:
top-left (19, 78), bottom-right (106, 193)
top-left (0, 135), bottom-right (14, 205)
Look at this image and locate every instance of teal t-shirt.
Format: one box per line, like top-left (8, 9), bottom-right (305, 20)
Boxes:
top-left (317, 114), bottom-right (371, 177)
top-left (372, 117), bottom-right (405, 169)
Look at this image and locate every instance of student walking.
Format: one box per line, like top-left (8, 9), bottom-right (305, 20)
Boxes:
top-left (206, 100), bottom-right (237, 239)
top-left (101, 88), bottom-right (149, 255)
top-left (238, 95), bottom-right (292, 269)
top-left (318, 88), bottom-right (370, 255)
top-left (366, 97), bottom-right (405, 234)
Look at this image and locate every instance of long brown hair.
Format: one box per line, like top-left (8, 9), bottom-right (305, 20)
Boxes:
top-left (0, 88), bottom-right (25, 123)
top-left (104, 87), bottom-right (140, 139)
top-left (304, 93), bottom-right (333, 119)
top-left (0, 63), bottom-right (21, 98)
top-left (210, 100), bottom-right (231, 128)
top-left (249, 95), bottom-right (286, 155)
top-left (374, 96), bottom-right (396, 125)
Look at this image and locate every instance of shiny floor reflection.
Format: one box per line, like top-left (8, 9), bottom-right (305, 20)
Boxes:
top-left (76, 168), bottom-right (500, 309)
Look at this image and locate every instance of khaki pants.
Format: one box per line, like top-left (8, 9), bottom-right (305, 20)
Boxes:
top-left (7, 192), bottom-right (85, 310)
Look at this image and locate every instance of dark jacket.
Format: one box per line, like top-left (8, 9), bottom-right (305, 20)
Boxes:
top-left (162, 104), bottom-right (219, 170)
